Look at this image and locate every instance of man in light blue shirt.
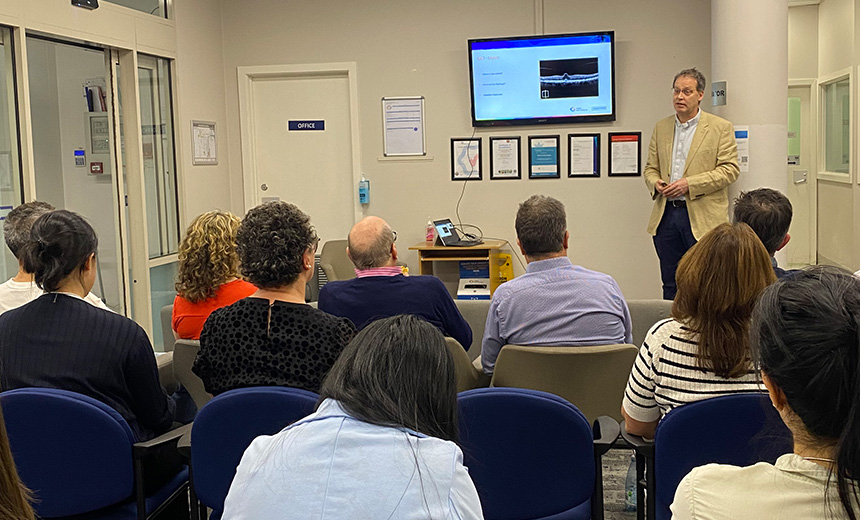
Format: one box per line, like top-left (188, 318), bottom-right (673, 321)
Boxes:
top-left (481, 195), bottom-right (632, 375)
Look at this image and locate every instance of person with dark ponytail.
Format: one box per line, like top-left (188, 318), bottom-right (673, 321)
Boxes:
top-left (221, 315), bottom-right (483, 519)
top-left (0, 210), bottom-right (174, 441)
top-left (671, 265), bottom-right (860, 519)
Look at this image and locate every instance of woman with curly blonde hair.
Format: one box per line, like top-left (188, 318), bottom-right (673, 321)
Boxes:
top-left (172, 211), bottom-right (256, 339)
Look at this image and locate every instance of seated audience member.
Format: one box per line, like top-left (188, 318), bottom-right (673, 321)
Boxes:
top-left (0, 400), bottom-right (34, 520)
top-left (0, 201), bottom-right (110, 314)
top-left (221, 315), bottom-right (483, 519)
top-left (193, 202), bottom-right (355, 396)
top-left (318, 216), bottom-right (472, 349)
top-left (172, 210), bottom-right (256, 340)
top-left (622, 223), bottom-right (775, 438)
top-left (733, 187), bottom-right (800, 280)
top-left (0, 210), bottom-right (174, 441)
top-left (481, 195), bottom-right (632, 375)
top-left (671, 266), bottom-right (860, 520)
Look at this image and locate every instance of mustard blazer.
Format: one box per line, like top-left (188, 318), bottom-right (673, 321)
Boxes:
top-left (643, 111), bottom-right (739, 240)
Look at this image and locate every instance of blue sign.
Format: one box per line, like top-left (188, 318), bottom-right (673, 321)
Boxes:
top-left (289, 120), bottom-right (325, 131)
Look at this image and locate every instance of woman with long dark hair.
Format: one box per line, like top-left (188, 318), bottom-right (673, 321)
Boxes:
top-left (621, 222), bottom-right (776, 438)
top-left (0, 400), bottom-right (33, 520)
top-left (671, 266), bottom-right (860, 519)
top-left (0, 210), bottom-right (174, 441)
top-left (221, 315), bottom-right (483, 519)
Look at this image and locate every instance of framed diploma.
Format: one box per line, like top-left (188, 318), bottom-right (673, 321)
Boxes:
top-left (608, 132), bottom-right (641, 176)
top-left (568, 133), bottom-right (600, 177)
top-left (451, 138), bottom-right (482, 181)
top-left (490, 137), bottom-right (521, 180)
top-left (528, 135), bottom-right (560, 179)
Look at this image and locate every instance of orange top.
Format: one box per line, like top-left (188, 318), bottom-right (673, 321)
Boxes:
top-left (172, 279), bottom-right (257, 340)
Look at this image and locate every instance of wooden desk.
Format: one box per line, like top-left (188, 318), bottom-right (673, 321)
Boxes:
top-left (408, 240), bottom-right (508, 295)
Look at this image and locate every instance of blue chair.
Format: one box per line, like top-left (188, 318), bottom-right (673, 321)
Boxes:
top-left (1, 387), bottom-right (190, 519)
top-left (622, 393), bottom-right (793, 520)
top-left (189, 386), bottom-right (319, 519)
top-left (458, 387), bottom-right (619, 520)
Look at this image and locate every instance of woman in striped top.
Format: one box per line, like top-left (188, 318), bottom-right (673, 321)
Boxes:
top-left (622, 223), bottom-right (776, 438)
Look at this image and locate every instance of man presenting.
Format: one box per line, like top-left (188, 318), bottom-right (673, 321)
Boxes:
top-left (644, 67), bottom-right (739, 299)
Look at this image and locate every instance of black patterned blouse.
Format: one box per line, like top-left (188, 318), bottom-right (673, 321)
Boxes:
top-left (194, 298), bottom-right (355, 395)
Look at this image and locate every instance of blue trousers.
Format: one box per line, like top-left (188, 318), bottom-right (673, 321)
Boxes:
top-left (652, 203), bottom-right (697, 300)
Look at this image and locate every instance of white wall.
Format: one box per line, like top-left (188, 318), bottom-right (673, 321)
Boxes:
top-left (789, 5), bottom-right (818, 80)
top-left (173, 0), bottom-right (232, 225)
top-left (218, 0), bottom-right (712, 299)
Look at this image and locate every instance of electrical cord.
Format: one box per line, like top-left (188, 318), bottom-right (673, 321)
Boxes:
top-left (454, 127), bottom-right (478, 231)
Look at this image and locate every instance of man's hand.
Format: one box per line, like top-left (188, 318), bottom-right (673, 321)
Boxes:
top-left (655, 180), bottom-right (669, 195)
top-left (663, 178), bottom-right (689, 198)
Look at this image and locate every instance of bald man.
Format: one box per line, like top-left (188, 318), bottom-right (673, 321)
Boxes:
top-left (318, 217), bottom-right (472, 350)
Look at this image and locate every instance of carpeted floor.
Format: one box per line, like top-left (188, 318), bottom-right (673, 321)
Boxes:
top-left (602, 448), bottom-right (638, 520)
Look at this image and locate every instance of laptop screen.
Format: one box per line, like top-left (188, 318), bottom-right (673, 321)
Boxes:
top-left (433, 219), bottom-right (459, 241)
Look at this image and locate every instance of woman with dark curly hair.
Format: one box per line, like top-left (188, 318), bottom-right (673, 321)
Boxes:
top-left (192, 202), bottom-right (355, 395)
top-left (172, 211), bottom-right (256, 340)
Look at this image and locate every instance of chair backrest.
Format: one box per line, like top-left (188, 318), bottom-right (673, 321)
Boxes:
top-left (160, 304), bottom-right (177, 352)
top-left (1, 388), bottom-right (136, 517)
top-left (490, 344), bottom-right (638, 423)
top-left (458, 388), bottom-right (594, 520)
top-left (653, 393), bottom-right (793, 520)
top-left (173, 339), bottom-right (211, 409)
top-left (453, 298), bottom-right (491, 357)
top-left (191, 386), bottom-right (319, 514)
top-left (627, 299), bottom-right (673, 347)
top-left (445, 337), bottom-right (487, 392)
top-left (319, 239), bottom-right (354, 282)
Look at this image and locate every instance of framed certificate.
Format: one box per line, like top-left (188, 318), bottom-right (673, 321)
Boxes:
top-left (608, 132), bottom-right (641, 176)
top-left (528, 135), bottom-right (560, 179)
top-left (568, 133), bottom-right (600, 177)
top-left (490, 137), bottom-right (521, 180)
top-left (451, 138), bottom-right (482, 181)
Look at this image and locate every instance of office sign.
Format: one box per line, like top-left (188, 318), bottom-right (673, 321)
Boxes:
top-left (288, 120), bottom-right (325, 131)
top-left (712, 81), bottom-right (726, 106)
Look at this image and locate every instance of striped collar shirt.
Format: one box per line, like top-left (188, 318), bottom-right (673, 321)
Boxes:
top-left (622, 317), bottom-right (762, 423)
top-left (354, 266), bottom-right (402, 278)
top-left (669, 108), bottom-right (702, 200)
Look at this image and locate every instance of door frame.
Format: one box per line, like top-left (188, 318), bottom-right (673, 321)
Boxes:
top-left (788, 78), bottom-right (817, 264)
top-left (237, 62), bottom-right (362, 222)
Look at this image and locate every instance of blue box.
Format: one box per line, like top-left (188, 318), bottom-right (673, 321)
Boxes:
top-left (459, 260), bottom-right (489, 279)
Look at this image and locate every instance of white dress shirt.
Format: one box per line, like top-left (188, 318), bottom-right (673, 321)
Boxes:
top-left (222, 399), bottom-right (484, 519)
top-left (671, 453), bottom-right (857, 519)
top-left (669, 109), bottom-right (702, 200)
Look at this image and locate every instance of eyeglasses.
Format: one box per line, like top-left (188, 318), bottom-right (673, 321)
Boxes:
top-left (672, 88), bottom-right (697, 97)
top-left (391, 230), bottom-right (397, 242)
top-left (311, 236), bottom-right (320, 252)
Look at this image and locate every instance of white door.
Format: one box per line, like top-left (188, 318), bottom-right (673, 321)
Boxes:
top-left (239, 65), bottom-right (359, 242)
top-left (785, 85), bottom-right (814, 266)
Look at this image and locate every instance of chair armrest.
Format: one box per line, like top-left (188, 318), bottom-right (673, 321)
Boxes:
top-left (133, 423), bottom-right (192, 456)
top-left (592, 415), bottom-right (620, 456)
top-left (619, 420), bottom-right (655, 458)
top-left (177, 428), bottom-right (192, 462)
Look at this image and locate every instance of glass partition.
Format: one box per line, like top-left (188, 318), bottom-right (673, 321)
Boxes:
top-left (0, 27), bottom-right (23, 281)
top-left (823, 77), bottom-right (850, 174)
top-left (138, 54), bottom-right (179, 259)
top-left (101, 0), bottom-right (167, 18)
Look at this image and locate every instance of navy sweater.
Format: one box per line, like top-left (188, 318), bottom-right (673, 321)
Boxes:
top-left (0, 294), bottom-right (174, 441)
top-left (318, 275), bottom-right (472, 350)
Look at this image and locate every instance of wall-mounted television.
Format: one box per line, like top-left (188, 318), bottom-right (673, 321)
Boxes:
top-left (469, 31), bottom-right (616, 127)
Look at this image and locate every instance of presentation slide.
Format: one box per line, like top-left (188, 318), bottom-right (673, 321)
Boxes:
top-left (471, 34), bottom-right (614, 123)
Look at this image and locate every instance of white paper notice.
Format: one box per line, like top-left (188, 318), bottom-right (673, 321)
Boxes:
top-left (734, 125), bottom-right (750, 173)
top-left (570, 136), bottom-right (596, 175)
top-left (491, 138), bottom-right (520, 178)
top-left (383, 97), bottom-right (425, 156)
top-left (610, 136), bottom-right (638, 174)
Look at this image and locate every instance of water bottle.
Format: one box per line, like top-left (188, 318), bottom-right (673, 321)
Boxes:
top-left (425, 218), bottom-right (435, 243)
top-left (624, 453), bottom-right (637, 511)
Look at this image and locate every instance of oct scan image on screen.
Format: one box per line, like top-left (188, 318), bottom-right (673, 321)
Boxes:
top-left (469, 31), bottom-right (615, 126)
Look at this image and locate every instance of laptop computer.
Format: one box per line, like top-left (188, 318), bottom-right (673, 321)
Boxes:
top-left (433, 219), bottom-right (483, 247)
